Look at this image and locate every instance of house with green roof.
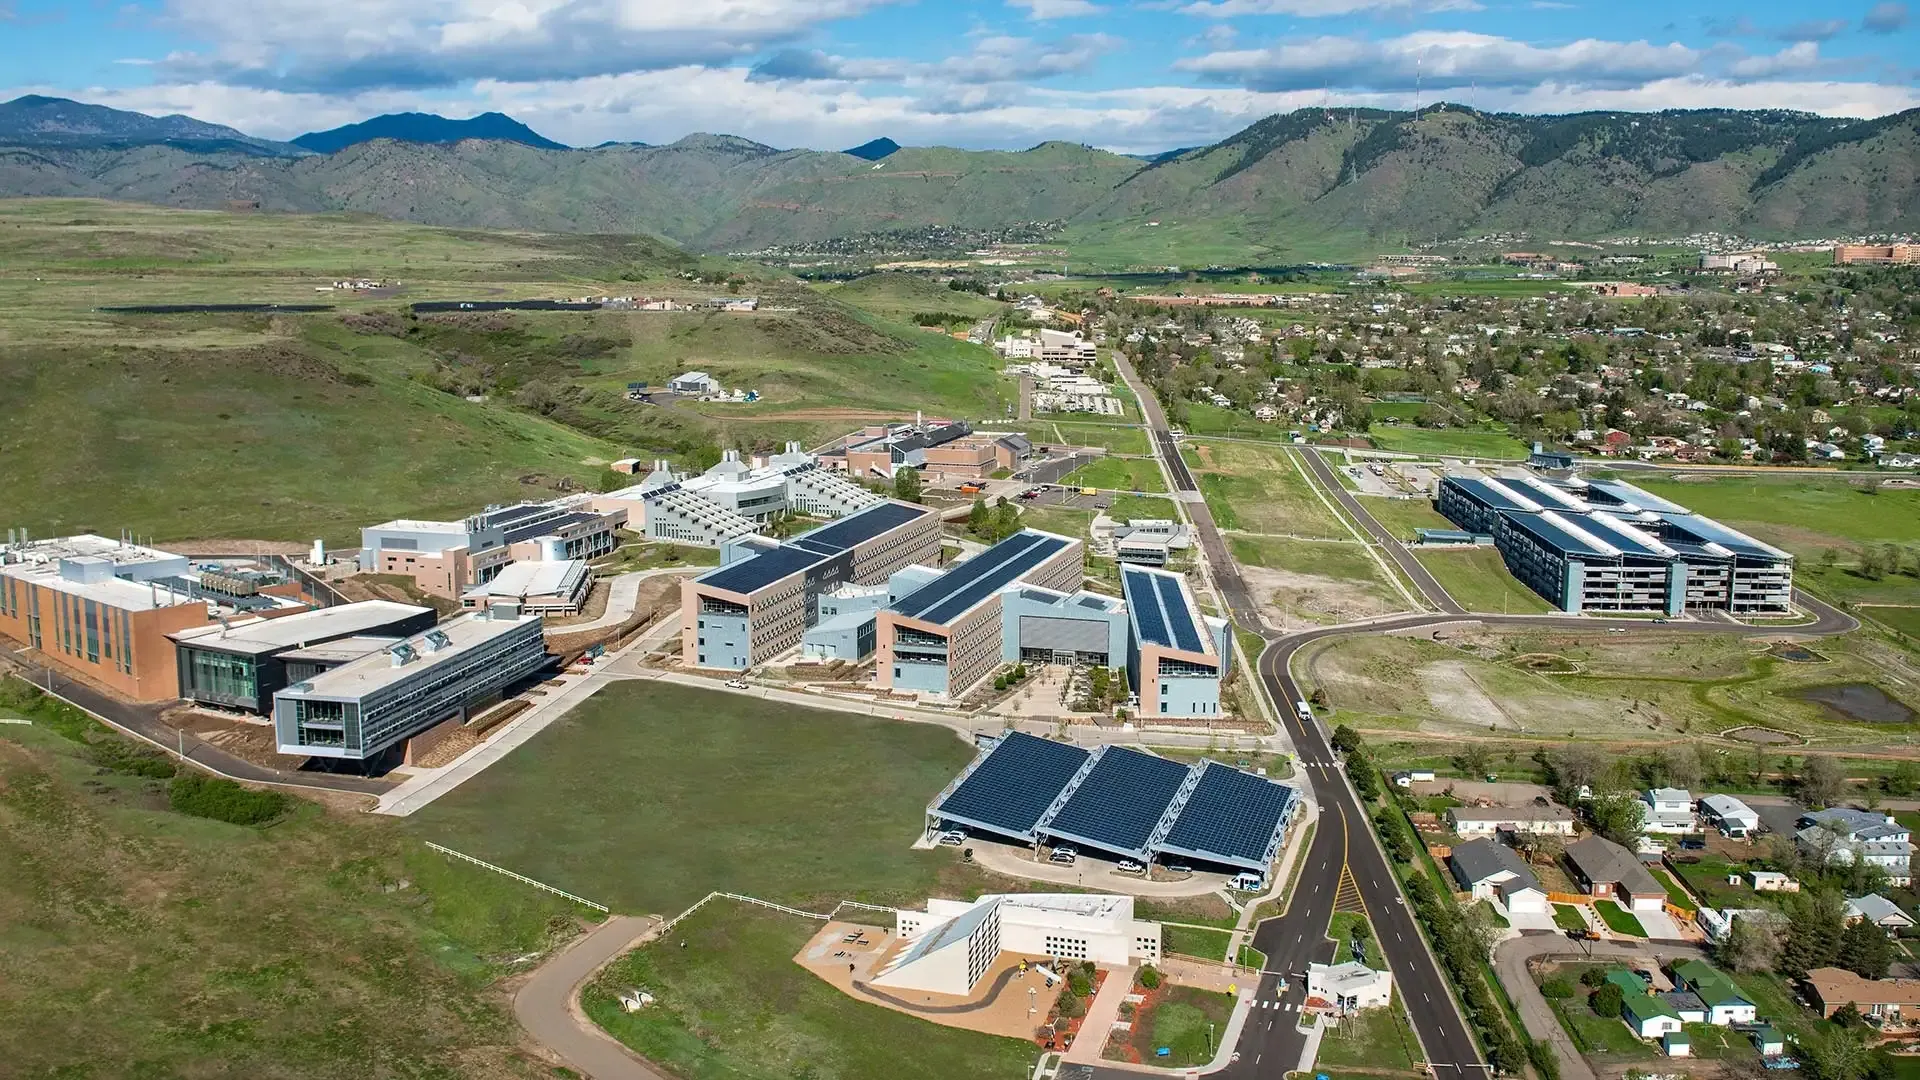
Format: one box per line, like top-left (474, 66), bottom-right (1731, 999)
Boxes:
top-left (1622, 992), bottom-right (1685, 1038)
top-left (1670, 959), bottom-right (1757, 1025)
top-left (1752, 1024), bottom-right (1786, 1057)
top-left (1604, 968), bottom-right (1647, 996)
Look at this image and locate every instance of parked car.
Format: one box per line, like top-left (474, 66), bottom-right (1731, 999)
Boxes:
top-left (1116, 860), bottom-right (1146, 875)
top-left (1048, 847), bottom-right (1078, 865)
top-left (724, 679), bottom-right (749, 690)
top-left (937, 830), bottom-right (967, 847)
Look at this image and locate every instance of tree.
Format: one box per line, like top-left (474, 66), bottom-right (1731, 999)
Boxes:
top-left (1330, 725), bottom-right (1364, 755)
top-left (1460, 901), bottom-right (1503, 957)
top-left (1715, 912), bottom-right (1783, 974)
top-left (967, 497), bottom-right (989, 536)
top-left (1886, 761), bottom-right (1918, 798)
top-left (1778, 890), bottom-right (1846, 977)
top-left (1587, 788), bottom-right (1647, 846)
top-left (1662, 744), bottom-right (1703, 792)
top-left (1801, 1025), bottom-right (1876, 1080)
top-left (893, 466), bottom-right (922, 503)
top-left (1515, 831), bottom-right (1566, 867)
top-left (1838, 920), bottom-right (1894, 980)
top-left (1590, 982), bottom-right (1624, 1017)
top-left (1456, 743), bottom-right (1493, 778)
top-left (1799, 756), bottom-right (1845, 809)
top-left (1546, 745), bottom-right (1604, 802)
top-left (991, 499), bottom-right (1019, 542)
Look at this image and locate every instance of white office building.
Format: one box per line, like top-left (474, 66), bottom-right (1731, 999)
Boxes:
top-left (1308, 962), bottom-right (1393, 1011)
top-left (595, 446), bottom-right (880, 548)
top-left (873, 893), bottom-right (1162, 997)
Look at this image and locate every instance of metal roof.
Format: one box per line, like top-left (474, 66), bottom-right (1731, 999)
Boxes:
top-left (892, 531), bottom-right (1072, 625)
top-left (1502, 510), bottom-right (1619, 558)
top-left (170, 600), bottom-right (433, 655)
top-left (1444, 476), bottom-right (1543, 513)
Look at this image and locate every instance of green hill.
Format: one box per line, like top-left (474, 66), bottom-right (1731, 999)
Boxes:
top-left (3, 105), bottom-right (1917, 265)
top-left (0, 200), bottom-right (1012, 543)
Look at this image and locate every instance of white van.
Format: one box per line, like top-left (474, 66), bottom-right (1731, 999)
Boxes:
top-left (1295, 700), bottom-right (1313, 721)
top-left (1230, 872), bottom-right (1265, 892)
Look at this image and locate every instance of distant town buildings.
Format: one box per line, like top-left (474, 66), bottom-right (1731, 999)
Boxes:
top-left (1833, 243), bottom-right (1919, 265)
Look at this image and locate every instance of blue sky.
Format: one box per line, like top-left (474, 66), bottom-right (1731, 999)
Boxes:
top-left (3, 0), bottom-right (1916, 152)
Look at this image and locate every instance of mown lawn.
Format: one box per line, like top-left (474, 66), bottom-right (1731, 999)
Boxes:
top-left (1365, 425), bottom-right (1530, 460)
top-left (1553, 905), bottom-right (1591, 932)
top-left (1163, 925), bottom-right (1234, 961)
top-left (1593, 900), bottom-right (1648, 937)
top-left (1063, 455), bottom-right (1168, 493)
top-left (406, 681), bottom-right (986, 914)
top-left (585, 900), bottom-right (1038, 1080)
top-left (1316, 995), bottom-right (1419, 1071)
top-left (1651, 867), bottom-right (1698, 912)
top-left (1131, 985), bottom-right (1235, 1067)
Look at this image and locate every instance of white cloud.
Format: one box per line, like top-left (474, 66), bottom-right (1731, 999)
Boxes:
top-left (1005, 0), bottom-right (1105, 18)
top-left (750, 33), bottom-right (1121, 88)
top-left (1727, 42), bottom-right (1822, 80)
top-left (1177, 30), bottom-right (1701, 91)
top-left (1178, 0), bottom-right (1482, 17)
top-left (1864, 2), bottom-right (1909, 33)
top-left (147, 0), bottom-right (904, 91)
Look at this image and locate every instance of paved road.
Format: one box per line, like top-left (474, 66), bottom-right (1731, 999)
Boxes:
top-left (1, 647), bottom-right (394, 796)
top-left (1494, 935), bottom-right (1707, 1080)
top-left (1296, 448), bottom-right (1462, 615)
top-left (1112, 351), bottom-right (1263, 630)
top-left (514, 915), bottom-right (668, 1080)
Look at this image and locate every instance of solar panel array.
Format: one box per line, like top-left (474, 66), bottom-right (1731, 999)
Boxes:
top-left (1122, 567), bottom-right (1171, 648)
top-left (894, 531), bottom-right (1070, 625)
top-left (1155, 574), bottom-right (1204, 653)
top-left (789, 501), bottom-right (926, 556)
top-left (1161, 762), bottom-right (1296, 863)
top-left (694, 544), bottom-right (829, 595)
top-left (1044, 747), bottom-right (1191, 856)
top-left (934, 732), bottom-right (1090, 839)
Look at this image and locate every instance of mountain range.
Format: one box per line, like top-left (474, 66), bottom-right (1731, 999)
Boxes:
top-left (291, 111), bottom-right (568, 153)
top-left (2, 95), bottom-right (1917, 258)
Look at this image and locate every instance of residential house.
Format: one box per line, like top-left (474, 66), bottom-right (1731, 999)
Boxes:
top-left (669, 371), bottom-right (721, 396)
top-left (1447, 804), bottom-right (1576, 837)
top-left (1700, 794), bottom-right (1761, 838)
top-left (1797, 808), bottom-right (1913, 886)
top-left (1670, 960), bottom-right (1758, 1025)
top-left (1805, 967), bottom-right (1920, 1020)
top-left (1749, 870), bottom-right (1800, 893)
top-left (1845, 894), bottom-right (1916, 930)
top-left (1566, 835), bottom-right (1667, 912)
top-left (1642, 788), bottom-right (1697, 834)
top-left (1660, 991), bottom-right (1708, 1024)
top-left (1449, 837), bottom-right (1548, 914)
top-left (1622, 992), bottom-right (1685, 1038)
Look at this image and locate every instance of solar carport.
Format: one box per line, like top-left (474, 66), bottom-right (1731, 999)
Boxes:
top-left (927, 733), bottom-right (1298, 878)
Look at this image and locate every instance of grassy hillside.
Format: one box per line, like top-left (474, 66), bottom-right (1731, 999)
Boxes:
top-left (8, 108), bottom-right (1918, 264)
top-left (0, 710), bottom-right (583, 1079)
top-left (0, 200), bottom-right (1012, 543)
top-left (821, 271), bottom-right (1008, 323)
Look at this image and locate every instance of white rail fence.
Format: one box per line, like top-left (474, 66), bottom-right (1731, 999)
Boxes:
top-left (423, 841), bottom-right (609, 913)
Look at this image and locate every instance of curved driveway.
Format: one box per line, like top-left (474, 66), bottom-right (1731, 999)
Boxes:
top-left (513, 915), bottom-right (668, 1080)
top-left (1494, 935), bottom-right (1708, 1080)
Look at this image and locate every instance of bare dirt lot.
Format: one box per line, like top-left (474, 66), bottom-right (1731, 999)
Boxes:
top-left (1240, 561), bottom-right (1406, 627)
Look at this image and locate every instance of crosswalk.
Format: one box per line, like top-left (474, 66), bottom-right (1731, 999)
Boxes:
top-left (1255, 999), bottom-right (1302, 1012)
top-left (1297, 760), bottom-right (1341, 770)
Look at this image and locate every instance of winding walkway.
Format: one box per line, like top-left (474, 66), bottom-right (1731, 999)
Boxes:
top-left (512, 915), bottom-right (668, 1080)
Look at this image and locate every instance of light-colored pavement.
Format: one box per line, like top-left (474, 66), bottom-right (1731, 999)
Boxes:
top-left (1065, 964), bottom-right (1140, 1064)
top-left (967, 839), bottom-right (1231, 897)
top-left (513, 914), bottom-right (667, 1080)
top-left (553, 568), bottom-right (694, 634)
top-left (1636, 909), bottom-right (1685, 941)
top-left (1493, 934), bottom-right (1706, 1080)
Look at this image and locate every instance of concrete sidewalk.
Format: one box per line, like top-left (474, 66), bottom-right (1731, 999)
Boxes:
top-left (1064, 964), bottom-right (1139, 1064)
top-left (553, 568), bottom-right (695, 635)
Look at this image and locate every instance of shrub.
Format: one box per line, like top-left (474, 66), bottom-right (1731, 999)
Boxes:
top-left (1138, 965), bottom-right (1162, 989)
top-left (1055, 992), bottom-right (1084, 1020)
top-left (1540, 976), bottom-right (1575, 1000)
top-left (994, 675), bottom-right (1008, 691)
top-left (1591, 983), bottom-right (1624, 1017)
top-left (1529, 1038), bottom-right (1563, 1080)
top-left (168, 773), bottom-right (289, 825)
top-left (89, 739), bottom-right (177, 779)
top-left (1067, 972), bottom-right (1092, 998)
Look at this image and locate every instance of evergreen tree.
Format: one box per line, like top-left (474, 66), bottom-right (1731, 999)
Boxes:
top-left (967, 497), bottom-right (989, 536)
top-left (1838, 920), bottom-right (1894, 980)
top-left (893, 466), bottom-right (922, 503)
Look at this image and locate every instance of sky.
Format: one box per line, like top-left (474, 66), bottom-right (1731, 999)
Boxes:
top-left (3, 0), bottom-right (1917, 154)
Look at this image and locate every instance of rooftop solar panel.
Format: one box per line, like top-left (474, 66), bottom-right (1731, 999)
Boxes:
top-left (694, 544), bottom-right (826, 595)
top-left (933, 732), bottom-right (1090, 839)
top-left (1042, 747), bottom-right (1190, 857)
top-left (1502, 511), bottom-right (1615, 558)
top-left (1160, 763), bottom-right (1295, 865)
top-left (1155, 574), bottom-right (1205, 653)
top-left (1447, 476), bottom-right (1541, 513)
top-left (1651, 512), bottom-right (1788, 560)
top-left (895, 531), bottom-right (1070, 625)
top-left (1583, 512), bottom-right (1675, 558)
top-left (788, 501), bottom-right (926, 555)
top-left (1123, 568), bottom-right (1171, 648)
top-left (1584, 478), bottom-right (1689, 515)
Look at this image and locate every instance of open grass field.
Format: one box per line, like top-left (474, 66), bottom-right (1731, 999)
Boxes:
top-left (1128, 985), bottom-right (1236, 1068)
top-left (1551, 994), bottom-right (1657, 1059)
top-left (0, 199), bottom-right (1012, 542)
top-left (1298, 625), bottom-right (1920, 749)
top-left (1415, 548), bottom-right (1556, 614)
top-left (1229, 535), bottom-right (1409, 624)
top-left (1181, 402), bottom-right (1295, 440)
top-left (1163, 924), bottom-right (1235, 960)
top-left (1044, 421), bottom-right (1151, 456)
top-left (1359, 496), bottom-right (1455, 541)
top-left (0, 716), bottom-right (584, 1079)
top-left (1063, 455), bottom-right (1168, 493)
top-left (584, 900), bottom-right (1037, 1080)
top-left (1185, 440), bottom-right (1347, 538)
top-left (1365, 424), bottom-right (1530, 460)
top-left (405, 681), bottom-right (987, 914)
top-left (1327, 911), bottom-right (1385, 968)
top-left (821, 272), bottom-right (1009, 324)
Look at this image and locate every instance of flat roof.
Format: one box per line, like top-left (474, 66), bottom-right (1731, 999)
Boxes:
top-left (170, 600), bottom-right (432, 654)
top-left (1583, 511), bottom-right (1679, 558)
top-left (1505, 472), bottom-right (1591, 512)
top-left (789, 501), bottom-right (929, 556)
top-left (274, 635), bottom-right (402, 664)
top-left (1160, 761), bottom-right (1295, 866)
top-left (694, 544), bottom-right (828, 596)
top-left (892, 530), bottom-right (1073, 626)
top-left (1122, 565), bottom-right (1210, 655)
top-left (0, 563), bottom-right (205, 613)
top-left (1582, 478), bottom-right (1691, 515)
top-left (1651, 512), bottom-right (1790, 561)
top-left (932, 732), bottom-right (1091, 841)
top-left (278, 613), bottom-right (540, 701)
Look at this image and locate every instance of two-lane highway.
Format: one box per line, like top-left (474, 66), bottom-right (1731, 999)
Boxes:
top-left (1293, 447), bottom-right (1463, 615)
